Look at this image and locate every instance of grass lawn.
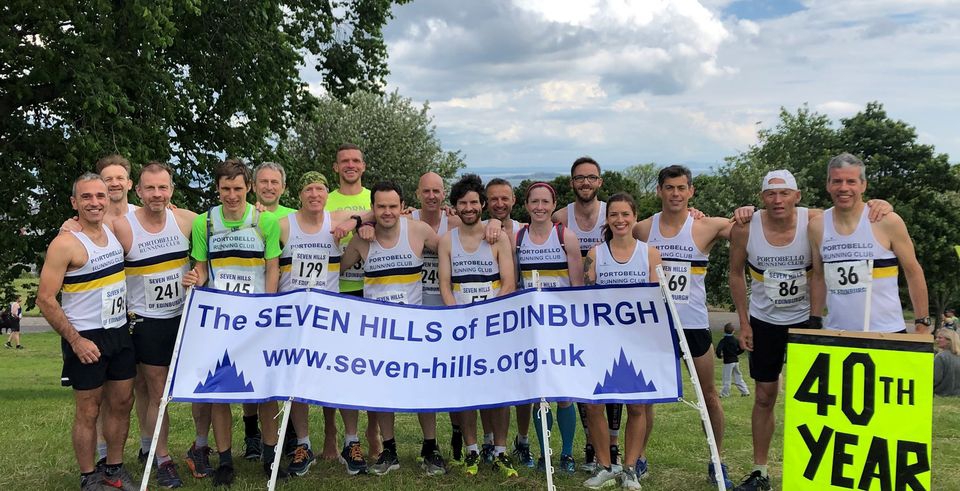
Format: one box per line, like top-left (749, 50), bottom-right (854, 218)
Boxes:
top-left (1, 331), bottom-right (957, 490)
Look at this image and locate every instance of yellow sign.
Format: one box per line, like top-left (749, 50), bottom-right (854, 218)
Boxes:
top-left (783, 329), bottom-right (933, 490)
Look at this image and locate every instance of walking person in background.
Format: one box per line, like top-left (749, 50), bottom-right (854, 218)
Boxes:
top-left (715, 323), bottom-right (750, 398)
top-left (5, 296), bottom-right (23, 349)
top-left (935, 329), bottom-right (960, 396)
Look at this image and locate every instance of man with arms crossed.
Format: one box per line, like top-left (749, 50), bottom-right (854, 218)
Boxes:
top-left (632, 164), bottom-right (736, 487)
top-left (111, 162), bottom-right (196, 488)
top-left (340, 181), bottom-right (446, 476)
top-left (181, 159), bottom-right (283, 485)
top-left (809, 153), bottom-right (929, 334)
top-left (39, 173), bottom-right (138, 490)
top-left (438, 174), bottom-right (518, 477)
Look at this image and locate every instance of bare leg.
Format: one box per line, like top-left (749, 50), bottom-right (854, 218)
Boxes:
top-left (623, 404), bottom-right (647, 467)
top-left (102, 378), bottom-right (135, 464)
top-left (259, 402), bottom-right (280, 446)
top-left (321, 406), bottom-right (338, 459)
top-left (379, 412), bottom-right (395, 442)
top-left (73, 388), bottom-right (103, 473)
top-left (366, 411), bottom-right (382, 457)
top-left (211, 403), bottom-right (233, 452)
top-left (752, 381), bottom-right (779, 465)
top-left (192, 403), bottom-right (212, 443)
top-left (515, 403), bottom-right (531, 439)
top-left (140, 364), bottom-right (171, 457)
top-left (479, 408), bottom-right (493, 442)
top-left (492, 407), bottom-right (510, 448)
top-left (133, 368), bottom-right (149, 449)
top-left (459, 410), bottom-right (478, 447)
top-left (584, 404), bottom-right (611, 467)
top-left (418, 412), bottom-right (437, 440)
top-left (693, 350), bottom-right (724, 455)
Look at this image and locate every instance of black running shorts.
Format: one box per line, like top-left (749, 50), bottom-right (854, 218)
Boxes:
top-left (747, 316), bottom-right (804, 383)
top-left (61, 326), bottom-right (136, 390)
top-left (131, 315), bottom-right (181, 366)
top-left (684, 328), bottom-right (713, 358)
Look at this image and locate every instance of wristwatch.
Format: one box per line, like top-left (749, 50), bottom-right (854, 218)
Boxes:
top-left (914, 316), bottom-right (931, 327)
top-left (351, 215), bottom-right (363, 230)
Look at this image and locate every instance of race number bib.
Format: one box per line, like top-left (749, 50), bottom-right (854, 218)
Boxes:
top-left (457, 282), bottom-right (494, 304)
top-left (662, 260), bottom-right (691, 304)
top-left (372, 290), bottom-right (408, 304)
top-left (342, 260), bottom-right (364, 283)
top-left (763, 269), bottom-right (807, 306)
top-left (523, 270), bottom-right (561, 289)
top-left (292, 250), bottom-right (328, 288)
top-left (214, 269), bottom-right (255, 294)
top-left (824, 260), bottom-right (872, 294)
top-left (101, 282), bottom-right (127, 329)
top-left (144, 270), bottom-right (185, 313)
top-left (421, 255), bottom-right (440, 296)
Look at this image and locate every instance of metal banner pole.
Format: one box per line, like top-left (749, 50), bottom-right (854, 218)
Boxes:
top-left (267, 398), bottom-right (294, 491)
top-left (656, 266), bottom-right (726, 491)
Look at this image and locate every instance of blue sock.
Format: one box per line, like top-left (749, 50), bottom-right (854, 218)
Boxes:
top-left (533, 406), bottom-right (554, 458)
top-left (558, 404), bottom-right (577, 457)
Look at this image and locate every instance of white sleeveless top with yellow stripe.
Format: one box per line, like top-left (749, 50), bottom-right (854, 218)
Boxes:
top-left (411, 210), bottom-right (448, 305)
top-left (594, 240), bottom-right (651, 285)
top-left (821, 207), bottom-right (903, 332)
top-left (746, 208), bottom-right (811, 325)
top-left (568, 202), bottom-right (607, 257)
top-left (364, 218), bottom-right (423, 305)
top-left (124, 209), bottom-right (190, 319)
top-left (208, 204), bottom-right (266, 294)
top-left (279, 212), bottom-right (341, 293)
top-left (647, 213), bottom-right (709, 329)
top-left (451, 228), bottom-right (501, 304)
top-left (517, 224), bottom-right (570, 289)
top-left (63, 227), bottom-right (127, 331)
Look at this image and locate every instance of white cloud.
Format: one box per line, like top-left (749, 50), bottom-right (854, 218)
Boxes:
top-left (815, 101), bottom-right (861, 118)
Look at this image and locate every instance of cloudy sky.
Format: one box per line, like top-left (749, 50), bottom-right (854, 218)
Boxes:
top-left (309, 0), bottom-right (960, 174)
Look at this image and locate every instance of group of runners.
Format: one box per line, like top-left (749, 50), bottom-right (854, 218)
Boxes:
top-left (37, 146), bottom-right (930, 491)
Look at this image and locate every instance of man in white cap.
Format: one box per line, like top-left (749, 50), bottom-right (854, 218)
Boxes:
top-left (729, 167), bottom-right (895, 491)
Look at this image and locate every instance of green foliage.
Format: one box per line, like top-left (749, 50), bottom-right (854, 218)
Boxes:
top-left (0, 0), bottom-right (406, 301)
top-left (278, 90), bottom-right (465, 206)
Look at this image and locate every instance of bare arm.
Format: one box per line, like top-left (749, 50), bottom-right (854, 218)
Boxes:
top-left (583, 248), bottom-right (597, 286)
top-left (421, 222), bottom-right (441, 253)
top-left (495, 234), bottom-right (516, 296)
top-left (564, 228), bottom-right (585, 287)
top-left (632, 219), bottom-right (652, 242)
top-left (265, 257), bottom-right (279, 294)
top-left (808, 214), bottom-right (826, 319)
top-left (37, 237), bottom-right (100, 363)
top-left (112, 216), bottom-right (134, 254)
top-left (647, 246), bottom-right (662, 281)
top-left (438, 236), bottom-right (456, 306)
top-left (331, 210), bottom-right (375, 240)
top-left (551, 207), bottom-right (568, 225)
top-left (339, 236), bottom-right (367, 272)
top-left (727, 222), bottom-right (753, 350)
top-left (883, 214), bottom-right (929, 331)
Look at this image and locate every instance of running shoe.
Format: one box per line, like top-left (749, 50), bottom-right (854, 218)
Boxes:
top-left (513, 435), bottom-right (535, 468)
top-left (708, 462), bottom-right (734, 488)
top-left (734, 470), bottom-right (771, 491)
top-left (156, 461), bottom-right (183, 489)
top-left (559, 454), bottom-right (576, 474)
top-left (583, 466), bottom-right (619, 489)
top-left (480, 443), bottom-right (495, 464)
top-left (243, 435), bottom-right (262, 461)
top-left (581, 443), bottom-right (597, 472)
top-left (370, 447), bottom-right (400, 476)
top-left (184, 443), bottom-right (213, 478)
top-left (211, 464), bottom-right (234, 487)
top-left (339, 441), bottom-right (367, 475)
top-left (138, 449), bottom-right (149, 465)
top-left (620, 467), bottom-right (641, 490)
top-left (463, 450), bottom-right (480, 476)
top-left (102, 466), bottom-right (138, 491)
top-left (492, 453), bottom-right (518, 478)
top-left (420, 449), bottom-right (447, 476)
top-left (635, 457), bottom-right (649, 480)
top-left (287, 444), bottom-right (315, 477)
top-left (81, 471), bottom-right (103, 491)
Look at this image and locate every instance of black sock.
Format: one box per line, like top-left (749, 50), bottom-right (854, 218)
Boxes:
top-left (219, 449), bottom-right (233, 468)
top-left (451, 424), bottom-right (462, 434)
top-left (383, 438), bottom-right (397, 453)
top-left (243, 415), bottom-right (260, 438)
top-left (421, 439), bottom-right (437, 456)
top-left (263, 444), bottom-right (276, 463)
top-left (103, 463), bottom-right (122, 476)
top-left (80, 471), bottom-right (96, 484)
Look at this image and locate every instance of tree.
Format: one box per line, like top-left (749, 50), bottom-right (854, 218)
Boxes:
top-left (278, 90), bottom-right (465, 206)
top-left (0, 0), bottom-right (407, 304)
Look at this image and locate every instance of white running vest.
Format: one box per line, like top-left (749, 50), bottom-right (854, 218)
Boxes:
top-left (279, 212), bottom-right (342, 293)
top-left (821, 207), bottom-right (903, 332)
top-left (364, 218), bottom-right (423, 305)
top-left (647, 213), bottom-right (709, 329)
top-left (451, 228), bottom-right (501, 304)
top-left (412, 210), bottom-right (448, 305)
top-left (517, 224), bottom-right (570, 289)
top-left (746, 208), bottom-right (811, 325)
top-left (124, 209), bottom-right (190, 319)
top-left (207, 205), bottom-right (266, 294)
top-left (568, 202), bottom-right (607, 256)
top-left (62, 227), bottom-right (127, 331)
top-left (594, 240), bottom-right (651, 286)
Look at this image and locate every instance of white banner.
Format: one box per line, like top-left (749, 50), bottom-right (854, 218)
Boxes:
top-left (168, 284), bottom-right (682, 411)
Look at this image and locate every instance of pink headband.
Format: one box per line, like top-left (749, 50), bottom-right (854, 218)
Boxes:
top-left (525, 182), bottom-right (557, 202)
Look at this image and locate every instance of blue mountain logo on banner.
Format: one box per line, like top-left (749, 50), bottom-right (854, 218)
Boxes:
top-left (194, 350), bottom-right (255, 393)
top-left (593, 349), bottom-right (657, 394)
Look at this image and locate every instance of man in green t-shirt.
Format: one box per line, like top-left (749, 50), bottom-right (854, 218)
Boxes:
top-left (254, 162), bottom-right (296, 218)
top-left (182, 159), bottom-right (284, 485)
